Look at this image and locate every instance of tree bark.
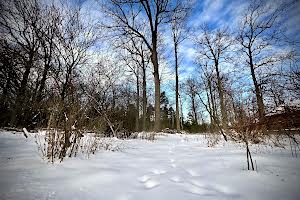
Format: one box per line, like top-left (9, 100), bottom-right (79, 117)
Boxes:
top-left (248, 49), bottom-right (265, 122)
top-left (11, 57), bottom-right (33, 126)
top-left (191, 94), bottom-right (198, 124)
top-left (152, 47), bottom-right (161, 131)
top-left (136, 68), bottom-right (140, 132)
top-left (174, 42), bottom-right (180, 131)
top-left (37, 64), bottom-right (51, 101)
top-left (208, 79), bottom-right (216, 128)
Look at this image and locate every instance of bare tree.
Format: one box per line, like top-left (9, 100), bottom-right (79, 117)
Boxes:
top-left (0, 0), bottom-right (42, 126)
top-left (35, 4), bottom-right (61, 102)
top-left (200, 63), bottom-right (219, 131)
top-left (237, 0), bottom-right (293, 122)
top-left (185, 78), bottom-right (199, 124)
top-left (195, 26), bottom-right (233, 130)
top-left (117, 36), bottom-right (151, 131)
top-left (104, 0), bottom-right (183, 131)
top-left (170, 0), bottom-right (189, 131)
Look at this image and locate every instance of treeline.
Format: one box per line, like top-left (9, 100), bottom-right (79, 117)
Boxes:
top-left (0, 0), bottom-right (299, 136)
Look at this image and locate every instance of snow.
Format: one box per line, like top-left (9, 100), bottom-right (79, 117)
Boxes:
top-left (0, 131), bottom-right (300, 200)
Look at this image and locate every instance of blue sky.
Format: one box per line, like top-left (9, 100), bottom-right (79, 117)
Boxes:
top-left (73, 0), bottom-right (300, 119)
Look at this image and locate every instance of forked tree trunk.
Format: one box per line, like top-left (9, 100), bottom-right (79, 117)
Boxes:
top-left (246, 141), bottom-right (254, 170)
top-left (208, 79), bottom-right (216, 129)
top-left (215, 62), bottom-right (227, 130)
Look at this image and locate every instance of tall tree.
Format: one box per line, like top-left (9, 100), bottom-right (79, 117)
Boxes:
top-left (170, 0), bottom-right (189, 131)
top-left (0, 0), bottom-right (42, 126)
top-left (104, 0), bottom-right (183, 131)
top-left (118, 37), bottom-right (151, 131)
top-left (237, 0), bottom-right (293, 121)
top-left (195, 26), bottom-right (233, 130)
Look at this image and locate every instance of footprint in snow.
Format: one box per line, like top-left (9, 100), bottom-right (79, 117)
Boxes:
top-left (151, 169), bottom-right (167, 175)
top-left (171, 163), bottom-right (177, 168)
top-left (138, 175), bottom-right (151, 183)
top-left (170, 176), bottom-right (183, 183)
top-left (185, 184), bottom-right (211, 195)
top-left (138, 175), bottom-right (160, 189)
top-left (190, 180), bottom-right (205, 188)
top-left (144, 179), bottom-right (160, 189)
top-left (186, 169), bottom-right (200, 177)
top-left (170, 159), bottom-right (175, 163)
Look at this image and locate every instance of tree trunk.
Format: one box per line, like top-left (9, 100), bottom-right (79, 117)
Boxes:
top-left (37, 64), bottom-right (51, 101)
top-left (136, 69), bottom-right (140, 132)
top-left (174, 42), bottom-right (180, 131)
top-left (206, 90), bottom-right (213, 131)
top-left (208, 79), bottom-right (216, 129)
top-left (180, 93), bottom-right (184, 129)
top-left (215, 62), bottom-right (227, 130)
top-left (142, 63), bottom-right (147, 131)
top-left (152, 48), bottom-right (161, 132)
top-left (191, 94), bottom-right (198, 124)
top-left (11, 59), bottom-right (33, 126)
top-left (248, 49), bottom-right (265, 122)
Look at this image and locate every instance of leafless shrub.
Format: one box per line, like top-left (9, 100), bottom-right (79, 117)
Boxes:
top-left (206, 133), bottom-right (221, 147)
top-left (138, 132), bottom-right (156, 141)
top-left (35, 130), bottom-right (123, 163)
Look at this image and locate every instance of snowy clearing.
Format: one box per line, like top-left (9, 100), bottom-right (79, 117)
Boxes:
top-left (0, 131), bottom-right (299, 200)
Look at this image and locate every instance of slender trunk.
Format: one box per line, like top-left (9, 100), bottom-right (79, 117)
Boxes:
top-left (191, 94), bottom-right (198, 124)
top-left (142, 63), bottom-right (147, 131)
top-left (61, 67), bottom-right (71, 102)
top-left (180, 94), bottom-right (184, 129)
top-left (246, 143), bottom-right (250, 170)
top-left (248, 49), bottom-right (265, 122)
top-left (246, 141), bottom-right (254, 170)
top-left (212, 89), bottom-right (218, 121)
top-left (208, 79), bottom-right (216, 129)
top-left (135, 70), bottom-right (140, 132)
top-left (215, 61), bottom-right (227, 129)
top-left (206, 90), bottom-right (213, 131)
top-left (174, 42), bottom-right (180, 131)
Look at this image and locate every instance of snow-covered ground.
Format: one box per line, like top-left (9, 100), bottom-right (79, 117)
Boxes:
top-left (0, 131), bottom-right (299, 200)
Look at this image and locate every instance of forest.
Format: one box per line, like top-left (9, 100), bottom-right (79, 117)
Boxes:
top-left (0, 0), bottom-right (300, 161)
